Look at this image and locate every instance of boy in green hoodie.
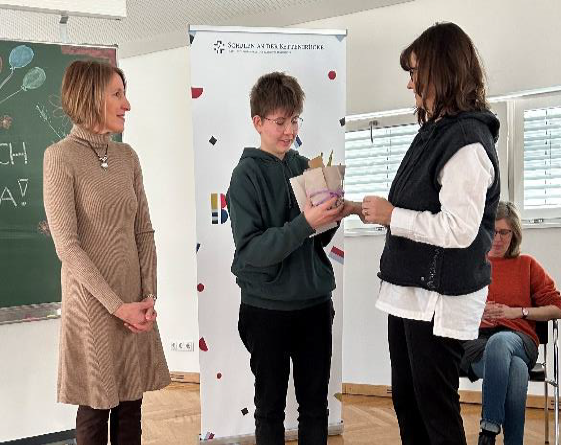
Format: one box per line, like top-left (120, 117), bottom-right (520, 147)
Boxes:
top-left (226, 72), bottom-right (344, 444)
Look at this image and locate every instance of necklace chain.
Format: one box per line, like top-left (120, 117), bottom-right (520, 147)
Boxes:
top-left (85, 140), bottom-right (109, 169)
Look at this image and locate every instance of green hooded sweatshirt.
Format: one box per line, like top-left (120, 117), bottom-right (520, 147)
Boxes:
top-left (226, 147), bottom-right (338, 310)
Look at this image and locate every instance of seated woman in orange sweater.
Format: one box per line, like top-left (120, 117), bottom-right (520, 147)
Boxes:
top-left (462, 201), bottom-right (561, 445)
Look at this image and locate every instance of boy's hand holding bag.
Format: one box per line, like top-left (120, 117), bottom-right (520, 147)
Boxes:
top-left (289, 152), bottom-right (346, 236)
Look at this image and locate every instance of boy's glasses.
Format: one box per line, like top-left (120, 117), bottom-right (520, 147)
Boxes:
top-left (263, 116), bottom-right (303, 131)
top-left (494, 229), bottom-right (513, 240)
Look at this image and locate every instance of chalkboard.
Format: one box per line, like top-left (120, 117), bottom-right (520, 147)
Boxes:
top-left (0, 40), bottom-right (117, 320)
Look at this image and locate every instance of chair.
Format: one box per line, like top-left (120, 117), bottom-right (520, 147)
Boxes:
top-left (529, 320), bottom-right (559, 445)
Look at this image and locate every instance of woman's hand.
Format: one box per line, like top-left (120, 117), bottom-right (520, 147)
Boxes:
top-left (125, 297), bottom-right (158, 333)
top-left (361, 196), bottom-right (394, 226)
top-left (483, 301), bottom-right (521, 320)
top-left (115, 298), bottom-right (157, 333)
top-left (124, 316), bottom-right (156, 333)
top-left (481, 301), bottom-right (498, 326)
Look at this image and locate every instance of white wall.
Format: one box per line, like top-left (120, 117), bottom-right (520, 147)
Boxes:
top-left (119, 46), bottom-right (200, 375)
top-left (301, 0), bottom-right (561, 114)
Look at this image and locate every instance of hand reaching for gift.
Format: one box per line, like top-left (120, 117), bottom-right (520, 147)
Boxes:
top-left (362, 196), bottom-right (395, 226)
top-left (304, 197), bottom-right (344, 230)
top-left (330, 198), bottom-right (393, 225)
top-left (340, 200), bottom-right (367, 223)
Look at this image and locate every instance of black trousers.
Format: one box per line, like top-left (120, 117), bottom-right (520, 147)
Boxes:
top-left (238, 300), bottom-right (334, 445)
top-left (388, 315), bottom-right (467, 445)
top-left (75, 399), bottom-right (142, 445)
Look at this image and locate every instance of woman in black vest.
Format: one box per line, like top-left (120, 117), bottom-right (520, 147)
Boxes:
top-left (346, 22), bottom-right (501, 444)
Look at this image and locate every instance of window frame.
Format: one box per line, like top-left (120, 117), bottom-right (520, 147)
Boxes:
top-left (510, 93), bottom-right (561, 225)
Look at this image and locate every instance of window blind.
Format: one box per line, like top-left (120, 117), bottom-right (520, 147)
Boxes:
top-left (523, 106), bottom-right (561, 209)
top-left (344, 123), bottom-right (417, 232)
top-left (345, 123), bottom-right (417, 201)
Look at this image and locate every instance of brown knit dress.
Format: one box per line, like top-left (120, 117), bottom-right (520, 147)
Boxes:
top-left (43, 125), bottom-right (170, 410)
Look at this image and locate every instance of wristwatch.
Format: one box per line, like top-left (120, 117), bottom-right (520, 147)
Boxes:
top-left (522, 307), bottom-right (529, 319)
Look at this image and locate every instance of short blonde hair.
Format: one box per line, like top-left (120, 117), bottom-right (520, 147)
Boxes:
top-left (61, 60), bottom-right (125, 131)
top-left (496, 201), bottom-right (522, 258)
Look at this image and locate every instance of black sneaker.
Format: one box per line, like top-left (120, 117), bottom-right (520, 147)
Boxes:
top-left (478, 430), bottom-right (497, 445)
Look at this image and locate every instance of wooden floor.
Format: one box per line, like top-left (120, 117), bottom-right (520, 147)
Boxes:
top-left (142, 382), bottom-right (556, 444)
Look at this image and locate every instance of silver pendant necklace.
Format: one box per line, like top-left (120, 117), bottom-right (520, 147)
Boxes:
top-left (85, 140), bottom-right (109, 169)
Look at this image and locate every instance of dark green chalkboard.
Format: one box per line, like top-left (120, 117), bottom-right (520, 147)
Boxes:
top-left (0, 40), bottom-right (117, 311)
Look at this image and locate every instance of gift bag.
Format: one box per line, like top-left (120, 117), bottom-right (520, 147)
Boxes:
top-left (304, 165), bottom-right (345, 208)
top-left (289, 154), bottom-right (346, 236)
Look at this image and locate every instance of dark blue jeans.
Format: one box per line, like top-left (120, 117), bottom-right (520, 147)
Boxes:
top-left (238, 300), bottom-right (334, 445)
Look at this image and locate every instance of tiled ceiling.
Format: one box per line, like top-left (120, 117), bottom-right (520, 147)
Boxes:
top-left (0, 0), bottom-right (410, 49)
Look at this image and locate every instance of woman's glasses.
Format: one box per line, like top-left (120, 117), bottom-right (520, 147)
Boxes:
top-left (494, 229), bottom-right (512, 240)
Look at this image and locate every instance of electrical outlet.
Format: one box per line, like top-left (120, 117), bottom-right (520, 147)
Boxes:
top-left (171, 340), bottom-right (194, 352)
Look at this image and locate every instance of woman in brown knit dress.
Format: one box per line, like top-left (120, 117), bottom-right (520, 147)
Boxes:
top-left (43, 60), bottom-right (170, 444)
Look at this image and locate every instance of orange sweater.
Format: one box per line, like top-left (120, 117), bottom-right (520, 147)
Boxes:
top-left (484, 254), bottom-right (561, 346)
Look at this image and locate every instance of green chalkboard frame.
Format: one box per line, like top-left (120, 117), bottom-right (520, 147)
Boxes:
top-left (0, 39), bottom-right (118, 324)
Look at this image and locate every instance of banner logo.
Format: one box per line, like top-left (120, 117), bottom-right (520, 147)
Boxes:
top-left (213, 40), bottom-right (225, 54)
top-left (210, 39), bottom-right (325, 56)
top-left (211, 193), bottom-right (229, 224)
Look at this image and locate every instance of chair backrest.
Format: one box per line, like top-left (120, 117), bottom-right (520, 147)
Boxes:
top-left (536, 320), bottom-right (549, 345)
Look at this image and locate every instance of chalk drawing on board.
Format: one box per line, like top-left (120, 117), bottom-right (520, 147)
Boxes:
top-left (0, 66), bottom-right (46, 105)
top-left (0, 45), bottom-right (34, 91)
top-left (17, 178), bottom-right (28, 206)
top-left (36, 104), bottom-right (64, 139)
top-left (0, 186), bottom-right (17, 207)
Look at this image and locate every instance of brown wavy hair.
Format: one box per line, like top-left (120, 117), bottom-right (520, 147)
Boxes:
top-left (250, 71), bottom-right (305, 118)
top-left (400, 22), bottom-right (488, 124)
top-left (61, 60), bottom-right (125, 131)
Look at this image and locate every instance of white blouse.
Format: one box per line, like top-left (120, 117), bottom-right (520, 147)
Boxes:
top-left (375, 142), bottom-right (496, 340)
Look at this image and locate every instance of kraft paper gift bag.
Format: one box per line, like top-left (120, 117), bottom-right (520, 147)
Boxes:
top-left (289, 156), bottom-right (346, 236)
top-left (289, 174), bottom-right (337, 236)
top-left (304, 164), bottom-right (346, 208)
